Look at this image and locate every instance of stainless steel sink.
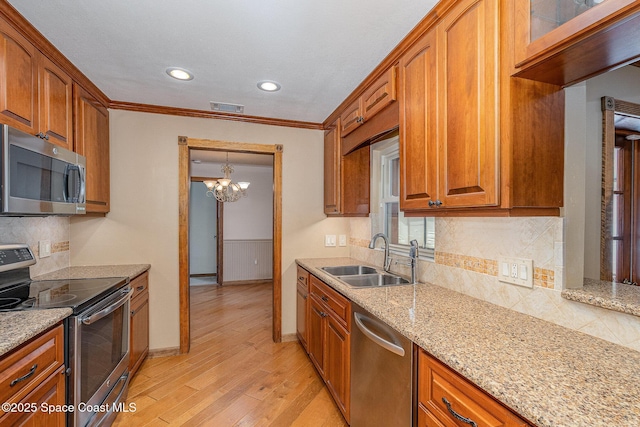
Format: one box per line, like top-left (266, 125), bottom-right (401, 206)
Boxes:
top-left (338, 273), bottom-right (410, 288)
top-left (321, 265), bottom-right (378, 276)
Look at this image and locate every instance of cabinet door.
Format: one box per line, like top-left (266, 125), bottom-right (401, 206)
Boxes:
top-left (0, 366), bottom-right (65, 427)
top-left (341, 146), bottom-right (370, 216)
top-left (129, 291), bottom-right (149, 376)
top-left (325, 315), bottom-right (350, 423)
top-left (437, 0), bottom-right (498, 208)
top-left (307, 295), bottom-right (326, 377)
top-left (0, 19), bottom-right (38, 135)
top-left (362, 66), bottom-right (396, 121)
top-left (324, 120), bottom-right (341, 215)
top-left (296, 282), bottom-right (308, 352)
top-left (398, 28), bottom-right (438, 211)
top-left (340, 97), bottom-right (363, 136)
top-left (74, 84), bottom-right (110, 213)
top-left (38, 54), bottom-right (73, 149)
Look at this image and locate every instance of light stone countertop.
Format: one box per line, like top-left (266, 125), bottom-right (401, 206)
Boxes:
top-left (0, 308), bottom-right (71, 356)
top-left (33, 264), bottom-right (150, 281)
top-left (562, 278), bottom-right (640, 317)
top-left (297, 257), bottom-right (640, 427)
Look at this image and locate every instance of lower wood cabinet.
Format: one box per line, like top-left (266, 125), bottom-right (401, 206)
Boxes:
top-left (296, 266), bottom-right (309, 351)
top-left (129, 271), bottom-right (149, 377)
top-left (303, 273), bottom-right (351, 423)
top-left (418, 348), bottom-right (529, 427)
top-left (0, 324), bottom-right (65, 426)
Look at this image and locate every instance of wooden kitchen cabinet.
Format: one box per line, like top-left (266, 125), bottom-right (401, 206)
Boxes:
top-left (38, 54), bottom-right (74, 150)
top-left (129, 271), bottom-right (149, 377)
top-left (324, 119), bottom-right (341, 215)
top-left (0, 324), bottom-right (65, 425)
top-left (296, 266), bottom-right (309, 351)
top-left (74, 83), bottom-right (110, 214)
top-left (418, 349), bottom-right (529, 427)
top-left (399, 0), bottom-right (564, 215)
top-left (324, 118), bottom-right (370, 217)
top-left (0, 17), bottom-right (73, 149)
top-left (306, 274), bottom-right (351, 423)
top-left (512, 0), bottom-right (640, 86)
top-left (339, 66), bottom-right (397, 137)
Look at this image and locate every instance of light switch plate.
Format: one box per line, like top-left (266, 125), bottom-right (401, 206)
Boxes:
top-left (39, 240), bottom-right (51, 258)
top-left (498, 257), bottom-right (533, 288)
top-left (325, 235), bottom-right (336, 247)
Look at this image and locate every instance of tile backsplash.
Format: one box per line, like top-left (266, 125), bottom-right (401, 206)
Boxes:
top-left (350, 216), bottom-right (640, 352)
top-left (0, 216), bottom-right (70, 277)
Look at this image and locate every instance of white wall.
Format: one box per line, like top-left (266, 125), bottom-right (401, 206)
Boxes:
top-left (70, 109), bottom-right (350, 351)
top-left (189, 182), bottom-right (217, 275)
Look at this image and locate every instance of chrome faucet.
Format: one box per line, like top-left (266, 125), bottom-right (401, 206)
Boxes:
top-left (408, 239), bottom-right (419, 284)
top-left (369, 233), bottom-right (391, 271)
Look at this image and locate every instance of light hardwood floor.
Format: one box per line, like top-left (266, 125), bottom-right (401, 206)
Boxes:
top-left (113, 283), bottom-right (347, 426)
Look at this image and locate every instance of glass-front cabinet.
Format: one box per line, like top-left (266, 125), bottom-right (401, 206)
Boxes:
top-left (514, 0), bottom-right (640, 75)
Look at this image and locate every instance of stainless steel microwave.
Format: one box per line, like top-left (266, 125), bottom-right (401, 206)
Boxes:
top-left (0, 124), bottom-right (86, 215)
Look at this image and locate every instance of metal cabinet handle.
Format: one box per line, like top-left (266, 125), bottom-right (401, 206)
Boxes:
top-left (320, 311), bottom-right (328, 318)
top-left (10, 364), bottom-right (38, 387)
top-left (321, 295), bottom-right (328, 302)
top-left (429, 200), bottom-right (443, 207)
top-left (136, 285), bottom-right (145, 291)
top-left (442, 397), bottom-right (477, 427)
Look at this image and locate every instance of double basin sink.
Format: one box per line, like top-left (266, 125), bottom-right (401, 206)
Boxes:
top-left (321, 265), bottom-right (410, 288)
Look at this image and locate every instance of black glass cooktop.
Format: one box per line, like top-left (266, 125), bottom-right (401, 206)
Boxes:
top-left (0, 277), bottom-right (128, 314)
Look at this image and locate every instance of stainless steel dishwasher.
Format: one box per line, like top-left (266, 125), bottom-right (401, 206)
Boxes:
top-left (351, 303), bottom-right (415, 426)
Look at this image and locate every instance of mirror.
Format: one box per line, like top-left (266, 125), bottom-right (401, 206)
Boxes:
top-left (600, 96), bottom-right (640, 284)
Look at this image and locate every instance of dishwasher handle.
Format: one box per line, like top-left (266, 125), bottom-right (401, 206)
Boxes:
top-left (354, 312), bottom-right (405, 357)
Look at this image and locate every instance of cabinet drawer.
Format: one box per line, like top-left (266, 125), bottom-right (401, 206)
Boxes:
top-left (418, 350), bottom-right (528, 427)
top-left (130, 271), bottom-right (149, 301)
top-left (0, 324), bottom-right (64, 413)
top-left (296, 266), bottom-right (309, 290)
top-left (362, 65), bottom-right (396, 121)
top-left (309, 275), bottom-right (350, 328)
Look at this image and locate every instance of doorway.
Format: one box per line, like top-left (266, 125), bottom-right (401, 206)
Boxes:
top-left (189, 178), bottom-right (223, 285)
top-left (178, 137), bottom-right (283, 353)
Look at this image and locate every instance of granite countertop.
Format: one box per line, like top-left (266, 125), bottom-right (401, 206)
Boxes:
top-left (297, 257), bottom-right (640, 427)
top-left (562, 278), bottom-right (640, 317)
top-left (0, 308), bottom-right (71, 356)
top-left (33, 264), bottom-right (150, 281)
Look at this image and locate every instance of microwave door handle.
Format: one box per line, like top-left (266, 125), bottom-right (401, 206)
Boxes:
top-left (78, 164), bottom-right (86, 203)
top-left (62, 164), bottom-right (70, 202)
top-left (82, 288), bottom-right (133, 325)
top-left (63, 164), bottom-right (83, 203)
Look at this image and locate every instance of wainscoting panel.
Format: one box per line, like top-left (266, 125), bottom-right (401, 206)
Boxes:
top-left (223, 239), bottom-right (273, 282)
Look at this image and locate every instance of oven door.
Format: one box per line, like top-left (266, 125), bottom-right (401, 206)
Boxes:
top-left (68, 286), bottom-right (133, 427)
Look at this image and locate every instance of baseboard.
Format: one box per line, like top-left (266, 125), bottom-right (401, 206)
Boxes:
top-left (190, 273), bottom-right (217, 278)
top-left (281, 333), bottom-right (298, 343)
top-left (222, 279), bottom-right (272, 286)
top-left (147, 347), bottom-right (180, 358)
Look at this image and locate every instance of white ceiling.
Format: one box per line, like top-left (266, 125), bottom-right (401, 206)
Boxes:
top-left (7, 0), bottom-right (438, 124)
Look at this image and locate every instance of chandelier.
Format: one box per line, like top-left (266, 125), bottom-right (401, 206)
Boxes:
top-left (203, 153), bottom-right (250, 202)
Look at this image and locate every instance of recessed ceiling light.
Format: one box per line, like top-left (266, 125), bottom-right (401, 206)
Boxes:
top-left (257, 80), bottom-right (281, 92)
top-left (166, 67), bottom-right (194, 81)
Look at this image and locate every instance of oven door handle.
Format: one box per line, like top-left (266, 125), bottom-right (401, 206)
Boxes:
top-left (81, 288), bottom-right (133, 325)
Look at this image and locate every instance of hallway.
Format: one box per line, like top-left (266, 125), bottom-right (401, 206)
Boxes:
top-left (113, 283), bottom-right (347, 426)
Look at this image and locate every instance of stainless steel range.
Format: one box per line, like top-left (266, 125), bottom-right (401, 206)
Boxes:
top-left (0, 244), bottom-right (132, 427)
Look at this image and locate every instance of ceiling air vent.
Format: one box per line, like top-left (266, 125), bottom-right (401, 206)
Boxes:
top-left (210, 102), bottom-right (244, 114)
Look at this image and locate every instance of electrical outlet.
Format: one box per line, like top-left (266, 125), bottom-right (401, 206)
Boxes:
top-left (325, 235), bottom-right (336, 247)
top-left (39, 240), bottom-right (51, 258)
top-left (338, 235), bottom-right (347, 247)
top-left (498, 257), bottom-right (533, 288)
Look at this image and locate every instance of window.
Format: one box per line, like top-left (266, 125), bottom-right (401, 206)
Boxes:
top-left (371, 137), bottom-right (435, 258)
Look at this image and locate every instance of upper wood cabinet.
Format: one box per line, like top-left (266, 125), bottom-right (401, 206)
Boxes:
top-left (512, 0), bottom-right (640, 86)
top-left (0, 18), bottom-right (73, 149)
top-left (437, 0), bottom-right (498, 208)
top-left (324, 119), bottom-right (341, 215)
top-left (39, 55), bottom-right (73, 150)
top-left (399, 0), bottom-right (564, 215)
top-left (0, 20), bottom-right (37, 135)
top-left (339, 66), bottom-right (397, 137)
top-left (74, 84), bottom-right (110, 213)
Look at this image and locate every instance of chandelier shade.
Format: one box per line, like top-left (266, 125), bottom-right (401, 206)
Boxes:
top-left (203, 154), bottom-right (250, 202)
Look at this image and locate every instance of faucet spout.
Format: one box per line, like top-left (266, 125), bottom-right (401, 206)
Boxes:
top-left (369, 233), bottom-right (391, 271)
